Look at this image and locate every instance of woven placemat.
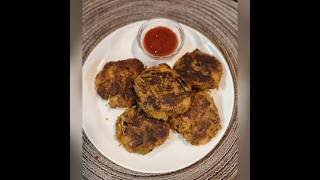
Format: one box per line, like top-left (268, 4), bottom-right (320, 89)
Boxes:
top-left (82, 0), bottom-right (238, 179)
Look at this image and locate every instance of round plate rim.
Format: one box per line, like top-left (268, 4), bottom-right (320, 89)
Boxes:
top-left (82, 20), bottom-right (237, 175)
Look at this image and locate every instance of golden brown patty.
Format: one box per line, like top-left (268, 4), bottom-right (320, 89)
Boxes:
top-left (116, 106), bottom-right (170, 155)
top-left (134, 63), bottom-right (192, 121)
top-left (170, 91), bottom-right (221, 145)
top-left (95, 58), bottom-right (145, 108)
top-left (173, 49), bottom-right (223, 90)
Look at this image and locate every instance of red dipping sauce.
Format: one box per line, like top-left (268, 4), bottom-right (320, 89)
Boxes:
top-left (143, 26), bottom-right (178, 57)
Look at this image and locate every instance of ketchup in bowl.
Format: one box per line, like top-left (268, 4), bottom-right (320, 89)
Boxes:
top-left (143, 26), bottom-right (178, 57)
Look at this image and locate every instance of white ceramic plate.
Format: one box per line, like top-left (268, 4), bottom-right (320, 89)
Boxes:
top-left (82, 21), bottom-right (235, 173)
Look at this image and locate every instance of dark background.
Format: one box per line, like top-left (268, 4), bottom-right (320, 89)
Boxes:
top-left (251, 1), bottom-right (317, 179)
top-left (1, 0), bottom-right (317, 179)
top-left (2, 1), bottom-right (70, 179)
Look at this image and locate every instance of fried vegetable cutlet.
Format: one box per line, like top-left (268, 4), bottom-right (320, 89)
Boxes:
top-left (116, 106), bottom-right (170, 155)
top-left (170, 91), bottom-right (221, 145)
top-left (173, 49), bottom-right (223, 90)
top-left (95, 58), bottom-right (145, 108)
top-left (133, 63), bottom-right (192, 121)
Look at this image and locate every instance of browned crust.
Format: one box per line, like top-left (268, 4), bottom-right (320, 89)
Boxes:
top-left (133, 63), bottom-right (192, 121)
top-left (82, 0), bottom-right (238, 178)
top-left (170, 91), bottom-right (221, 145)
top-left (173, 49), bottom-right (223, 90)
top-left (116, 106), bottom-right (170, 155)
top-left (95, 58), bottom-right (145, 108)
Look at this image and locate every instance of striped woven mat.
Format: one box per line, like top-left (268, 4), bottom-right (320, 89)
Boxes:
top-left (82, 0), bottom-right (238, 179)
